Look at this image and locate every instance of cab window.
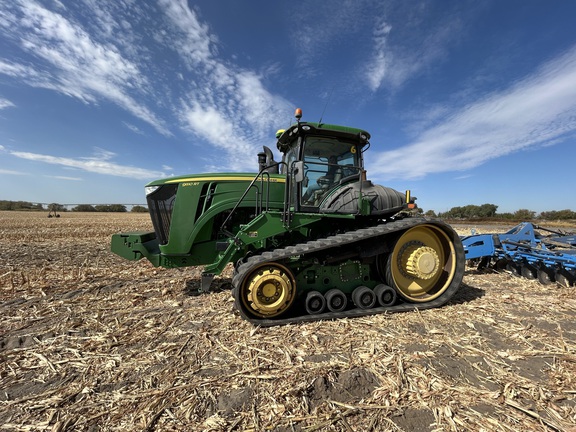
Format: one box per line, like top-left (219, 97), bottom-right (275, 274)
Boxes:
top-left (301, 137), bottom-right (359, 206)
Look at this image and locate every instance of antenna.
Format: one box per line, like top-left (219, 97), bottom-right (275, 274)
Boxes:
top-left (318, 85), bottom-right (335, 124)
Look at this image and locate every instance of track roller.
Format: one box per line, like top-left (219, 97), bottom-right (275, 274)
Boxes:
top-left (374, 284), bottom-right (397, 306)
top-left (325, 289), bottom-right (347, 312)
top-left (352, 286), bottom-right (377, 309)
top-left (305, 290), bottom-right (326, 315)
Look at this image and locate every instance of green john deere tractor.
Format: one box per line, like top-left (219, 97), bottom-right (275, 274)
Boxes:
top-left (111, 108), bottom-right (465, 326)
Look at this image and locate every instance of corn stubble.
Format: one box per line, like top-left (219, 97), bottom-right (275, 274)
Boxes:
top-left (1, 211), bottom-right (575, 431)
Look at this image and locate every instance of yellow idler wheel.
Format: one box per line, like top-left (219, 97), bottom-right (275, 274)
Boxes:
top-left (387, 224), bottom-right (457, 302)
top-left (240, 263), bottom-right (296, 318)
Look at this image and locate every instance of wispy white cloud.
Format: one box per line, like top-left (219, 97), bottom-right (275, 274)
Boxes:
top-left (0, 59), bottom-right (40, 78)
top-left (367, 45), bottom-right (576, 179)
top-left (0, 0), bottom-right (291, 170)
top-left (157, 0), bottom-right (214, 67)
top-left (45, 175), bottom-right (83, 181)
top-left (289, 0), bottom-right (464, 94)
top-left (454, 174), bottom-right (473, 180)
top-left (0, 97), bottom-right (15, 110)
top-left (181, 102), bottom-right (255, 171)
top-left (0, 168), bottom-right (29, 175)
top-left (291, 1), bottom-right (369, 78)
top-left (160, 1), bottom-right (292, 170)
top-left (365, 19), bottom-right (392, 92)
top-left (0, 0), bottom-right (169, 135)
top-left (9, 147), bottom-right (165, 180)
top-left (364, 1), bottom-right (465, 91)
top-left (122, 121), bottom-right (145, 135)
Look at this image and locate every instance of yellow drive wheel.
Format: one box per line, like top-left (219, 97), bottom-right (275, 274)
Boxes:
top-left (240, 263), bottom-right (296, 318)
top-left (386, 224), bottom-right (457, 303)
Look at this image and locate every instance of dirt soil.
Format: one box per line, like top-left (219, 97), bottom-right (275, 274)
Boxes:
top-left (1, 212), bottom-right (575, 431)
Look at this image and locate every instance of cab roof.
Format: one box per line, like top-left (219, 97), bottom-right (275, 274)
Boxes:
top-left (276, 121), bottom-right (371, 151)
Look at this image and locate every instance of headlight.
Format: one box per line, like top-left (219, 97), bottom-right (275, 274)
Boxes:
top-left (145, 185), bottom-right (160, 196)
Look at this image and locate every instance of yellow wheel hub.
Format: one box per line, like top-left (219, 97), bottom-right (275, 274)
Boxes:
top-left (241, 263), bottom-right (296, 318)
top-left (401, 243), bottom-right (440, 280)
top-left (388, 225), bottom-right (456, 303)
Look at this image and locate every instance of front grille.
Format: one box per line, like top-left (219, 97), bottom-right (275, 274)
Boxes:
top-left (147, 184), bottom-right (178, 245)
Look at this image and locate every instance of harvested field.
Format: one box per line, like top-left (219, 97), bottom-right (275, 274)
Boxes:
top-left (1, 211), bottom-right (575, 431)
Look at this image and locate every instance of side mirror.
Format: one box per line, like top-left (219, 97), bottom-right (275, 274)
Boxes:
top-left (293, 161), bottom-right (305, 183)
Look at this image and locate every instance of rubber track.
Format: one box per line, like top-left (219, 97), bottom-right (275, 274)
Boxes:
top-left (232, 217), bottom-right (466, 326)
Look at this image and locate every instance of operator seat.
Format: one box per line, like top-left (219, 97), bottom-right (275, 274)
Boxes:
top-left (312, 161), bottom-right (342, 205)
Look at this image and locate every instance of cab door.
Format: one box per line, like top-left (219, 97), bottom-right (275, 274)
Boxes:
top-left (299, 136), bottom-right (360, 212)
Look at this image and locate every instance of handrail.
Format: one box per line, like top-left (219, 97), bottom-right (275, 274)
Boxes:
top-left (220, 163), bottom-right (285, 238)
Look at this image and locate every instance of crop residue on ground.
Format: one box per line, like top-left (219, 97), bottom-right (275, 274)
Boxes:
top-left (1, 212), bottom-right (575, 431)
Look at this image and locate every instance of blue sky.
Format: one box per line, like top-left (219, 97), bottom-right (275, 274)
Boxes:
top-left (1, 0), bottom-right (576, 213)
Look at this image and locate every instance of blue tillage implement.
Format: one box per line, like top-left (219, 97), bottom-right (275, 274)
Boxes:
top-left (461, 222), bottom-right (576, 287)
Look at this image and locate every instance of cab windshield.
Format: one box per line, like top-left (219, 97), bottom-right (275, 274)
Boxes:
top-left (301, 136), bottom-right (360, 206)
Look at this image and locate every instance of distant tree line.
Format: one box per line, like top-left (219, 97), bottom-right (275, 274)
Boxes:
top-left (71, 204), bottom-right (148, 212)
top-left (2, 199), bottom-right (574, 220)
top-left (0, 200), bottom-right (147, 213)
top-left (539, 209), bottom-right (576, 220)
top-left (437, 204), bottom-right (499, 219)
top-left (423, 203), bottom-right (576, 221)
top-left (0, 200), bottom-right (44, 211)
top-left (72, 204), bottom-right (128, 212)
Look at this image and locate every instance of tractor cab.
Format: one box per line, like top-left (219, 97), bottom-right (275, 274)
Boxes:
top-left (273, 109), bottom-right (371, 212)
